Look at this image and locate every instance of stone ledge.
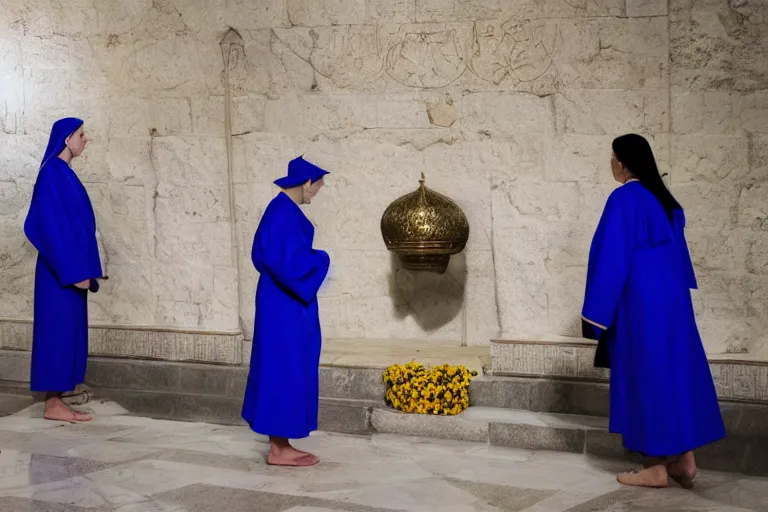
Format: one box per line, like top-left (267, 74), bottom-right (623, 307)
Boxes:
top-left (370, 406), bottom-right (768, 476)
top-left (0, 320), bottom-right (244, 364)
top-left (0, 381), bottom-right (34, 417)
top-left (83, 358), bottom-right (386, 403)
top-left (319, 338), bottom-right (490, 370)
top-left (318, 397), bottom-right (377, 435)
top-left (319, 366), bottom-right (386, 401)
top-left (491, 339), bottom-right (768, 403)
top-left (468, 375), bottom-right (768, 436)
top-left (5, 354), bottom-right (768, 438)
top-left (0, 319), bottom-right (495, 369)
top-left (0, 349), bottom-right (32, 383)
top-left (93, 387), bottom-right (375, 435)
top-left (97, 388), bottom-right (245, 425)
top-left (0, 355), bottom-right (388, 405)
top-left (371, 408), bottom-right (490, 444)
top-left (470, 375), bottom-right (611, 417)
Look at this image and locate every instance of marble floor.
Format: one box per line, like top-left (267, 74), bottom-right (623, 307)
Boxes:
top-left (0, 401), bottom-right (766, 511)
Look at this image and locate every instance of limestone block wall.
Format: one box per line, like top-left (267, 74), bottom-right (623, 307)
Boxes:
top-left (0, 1), bottom-right (241, 335)
top-left (0, 0), bottom-right (766, 358)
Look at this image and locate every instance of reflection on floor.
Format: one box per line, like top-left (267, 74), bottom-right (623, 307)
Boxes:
top-left (0, 400), bottom-right (765, 511)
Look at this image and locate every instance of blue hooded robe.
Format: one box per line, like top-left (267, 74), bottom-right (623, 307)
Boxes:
top-left (24, 117), bottom-right (103, 393)
top-left (582, 181), bottom-right (725, 457)
top-left (242, 191), bottom-right (330, 439)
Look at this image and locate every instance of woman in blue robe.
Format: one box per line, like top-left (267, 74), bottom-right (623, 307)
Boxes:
top-left (242, 156), bottom-right (331, 467)
top-left (582, 134), bottom-right (725, 489)
top-left (24, 117), bottom-right (104, 423)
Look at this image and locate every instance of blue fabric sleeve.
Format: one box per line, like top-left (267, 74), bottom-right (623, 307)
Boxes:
top-left (24, 168), bottom-right (98, 287)
top-left (582, 192), bottom-right (636, 330)
top-left (252, 208), bottom-right (330, 305)
top-left (673, 210), bottom-right (698, 290)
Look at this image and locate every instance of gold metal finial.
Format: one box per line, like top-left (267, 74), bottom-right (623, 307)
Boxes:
top-left (380, 172), bottom-right (469, 274)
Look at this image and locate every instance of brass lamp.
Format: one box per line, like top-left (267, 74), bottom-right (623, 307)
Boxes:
top-left (380, 173), bottom-right (469, 274)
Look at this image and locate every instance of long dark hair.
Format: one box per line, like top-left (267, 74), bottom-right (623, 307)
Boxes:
top-left (612, 134), bottom-right (681, 222)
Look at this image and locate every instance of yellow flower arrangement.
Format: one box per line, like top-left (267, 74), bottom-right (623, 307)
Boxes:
top-left (382, 361), bottom-right (479, 415)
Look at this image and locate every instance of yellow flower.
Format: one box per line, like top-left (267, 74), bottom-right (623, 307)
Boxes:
top-left (383, 362), bottom-right (478, 415)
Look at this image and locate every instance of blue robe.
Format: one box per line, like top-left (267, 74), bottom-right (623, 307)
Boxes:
top-left (582, 181), bottom-right (725, 457)
top-left (24, 157), bottom-right (103, 393)
top-left (242, 192), bottom-right (330, 439)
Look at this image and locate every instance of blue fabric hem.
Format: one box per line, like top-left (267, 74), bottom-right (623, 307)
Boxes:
top-left (613, 431), bottom-right (727, 458)
top-left (30, 384), bottom-right (79, 393)
top-left (243, 416), bottom-right (314, 439)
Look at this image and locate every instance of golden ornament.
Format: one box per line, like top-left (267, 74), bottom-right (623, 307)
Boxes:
top-left (380, 173), bottom-right (470, 274)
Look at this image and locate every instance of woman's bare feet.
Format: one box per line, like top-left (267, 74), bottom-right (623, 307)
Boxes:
top-left (266, 437), bottom-right (319, 467)
top-left (43, 397), bottom-right (92, 423)
top-left (617, 464), bottom-right (669, 488)
top-left (667, 451), bottom-right (698, 489)
top-left (266, 451), bottom-right (319, 467)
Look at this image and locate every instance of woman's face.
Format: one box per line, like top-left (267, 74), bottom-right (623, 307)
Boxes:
top-left (66, 126), bottom-right (88, 158)
top-left (302, 177), bottom-right (324, 204)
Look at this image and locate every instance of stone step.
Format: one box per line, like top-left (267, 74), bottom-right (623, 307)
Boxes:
top-left (31, 357), bottom-right (768, 441)
top-left (84, 357), bottom-right (387, 403)
top-left (372, 406), bottom-right (615, 453)
top-left (490, 338), bottom-right (768, 404)
top-left (94, 387), bottom-right (378, 436)
top-left (317, 397), bottom-right (378, 435)
top-left (471, 374), bottom-right (768, 441)
top-left (83, 357), bottom-right (605, 414)
top-left (82, 358), bottom-right (382, 435)
top-left (0, 350), bottom-right (31, 383)
top-left (371, 405), bottom-right (768, 477)
top-left (0, 353), bottom-right (614, 418)
top-left (320, 367), bottom-right (613, 416)
top-left (470, 375), bottom-right (609, 417)
top-left (319, 366), bottom-right (385, 402)
top-left (0, 380), bottom-right (34, 417)
top-left (4, 347), bottom-right (765, 476)
top-left (4, 353), bottom-right (768, 475)
top-left (84, 358), bottom-right (247, 397)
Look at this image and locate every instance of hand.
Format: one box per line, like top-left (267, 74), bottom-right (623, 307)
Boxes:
top-left (74, 279), bottom-right (90, 290)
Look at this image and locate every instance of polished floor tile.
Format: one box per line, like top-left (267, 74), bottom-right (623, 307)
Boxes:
top-left (0, 400), bottom-right (764, 511)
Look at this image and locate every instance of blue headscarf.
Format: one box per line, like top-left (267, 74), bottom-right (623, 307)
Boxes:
top-left (40, 117), bottom-right (84, 169)
top-left (273, 156), bottom-right (330, 188)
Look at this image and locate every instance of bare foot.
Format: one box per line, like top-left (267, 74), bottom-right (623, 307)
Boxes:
top-left (668, 452), bottom-right (698, 489)
top-left (267, 451), bottom-right (320, 467)
top-left (43, 398), bottom-right (92, 423)
top-left (617, 465), bottom-right (669, 488)
top-left (266, 443), bottom-right (319, 467)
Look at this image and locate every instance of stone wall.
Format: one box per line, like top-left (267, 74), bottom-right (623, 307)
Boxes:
top-left (0, 0), bottom-right (765, 357)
